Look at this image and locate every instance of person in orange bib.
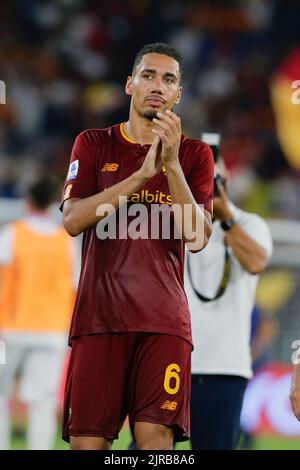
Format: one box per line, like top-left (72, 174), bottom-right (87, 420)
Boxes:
top-left (0, 175), bottom-right (79, 449)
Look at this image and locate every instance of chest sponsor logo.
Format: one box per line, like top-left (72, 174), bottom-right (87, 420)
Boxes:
top-left (67, 159), bottom-right (79, 181)
top-left (129, 189), bottom-right (172, 205)
top-left (101, 163), bottom-right (119, 172)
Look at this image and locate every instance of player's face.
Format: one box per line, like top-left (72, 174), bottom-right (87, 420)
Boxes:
top-left (125, 53), bottom-right (182, 120)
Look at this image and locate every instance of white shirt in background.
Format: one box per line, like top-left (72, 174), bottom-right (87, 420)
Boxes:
top-left (185, 203), bottom-right (273, 379)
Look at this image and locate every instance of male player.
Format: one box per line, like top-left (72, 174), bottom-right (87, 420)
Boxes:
top-left (60, 43), bottom-right (214, 450)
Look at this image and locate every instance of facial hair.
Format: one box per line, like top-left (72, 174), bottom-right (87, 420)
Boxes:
top-left (142, 109), bottom-right (158, 121)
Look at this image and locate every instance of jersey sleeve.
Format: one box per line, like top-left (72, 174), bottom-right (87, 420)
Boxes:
top-left (60, 131), bottom-right (98, 211)
top-left (187, 142), bottom-right (214, 214)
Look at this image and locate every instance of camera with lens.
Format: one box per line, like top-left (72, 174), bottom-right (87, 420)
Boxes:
top-left (201, 132), bottom-right (225, 197)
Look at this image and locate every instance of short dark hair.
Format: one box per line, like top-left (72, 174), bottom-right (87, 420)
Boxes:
top-left (133, 42), bottom-right (182, 75)
top-left (26, 174), bottom-right (60, 210)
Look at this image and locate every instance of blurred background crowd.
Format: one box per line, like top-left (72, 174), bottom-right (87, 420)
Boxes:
top-left (1, 0), bottom-right (300, 450)
top-left (0, 0), bottom-right (300, 219)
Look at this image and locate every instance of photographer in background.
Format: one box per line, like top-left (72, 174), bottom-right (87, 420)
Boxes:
top-left (185, 134), bottom-right (273, 450)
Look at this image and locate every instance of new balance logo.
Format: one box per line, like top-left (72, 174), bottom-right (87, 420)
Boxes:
top-left (160, 400), bottom-right (177, 411)
top-left (101, 163), bottom-right (119, 172)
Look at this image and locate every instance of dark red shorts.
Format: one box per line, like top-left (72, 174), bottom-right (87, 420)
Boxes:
top-left (62, 333), bottom-right (192, 443)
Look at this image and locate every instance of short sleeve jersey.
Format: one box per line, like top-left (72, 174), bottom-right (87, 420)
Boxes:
top-left (61, 123), bottom-right (214, 345)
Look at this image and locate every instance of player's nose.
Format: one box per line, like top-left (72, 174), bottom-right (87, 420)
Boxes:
top-left (150, 76), bottom-right (164, 93)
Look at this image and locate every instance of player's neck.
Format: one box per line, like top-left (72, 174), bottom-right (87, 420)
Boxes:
top-left (123, 113), bottom-right (154, 145)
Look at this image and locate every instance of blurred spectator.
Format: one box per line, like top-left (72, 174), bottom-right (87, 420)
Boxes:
top-left (0, 174), bottom-right (79, 449)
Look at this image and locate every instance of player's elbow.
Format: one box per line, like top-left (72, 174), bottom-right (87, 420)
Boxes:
top-left (183, 207), bottom-right (212, 253)
top-left (187, 236), bottom-right (209, 253)
top-left (186, 226), bottom-right (212, 253)
top-left (191, 212), bottom-right (212, 253)
top-left (62, 199), bottom-right (83, 237)
top-left (63, 216), bottom-right (81, 237)
top-left (63, 210), bottom-right (82, 237)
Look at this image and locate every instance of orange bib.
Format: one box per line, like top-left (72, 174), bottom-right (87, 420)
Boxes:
top-left (0, 221), bottom-right (75, 332)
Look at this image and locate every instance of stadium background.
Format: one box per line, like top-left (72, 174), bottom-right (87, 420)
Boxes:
top-left (1, 0), bottom-right (300, 450)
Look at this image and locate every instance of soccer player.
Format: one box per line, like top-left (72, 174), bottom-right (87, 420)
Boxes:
top-left (185, 152), bottom-right (273, 450)
top-left (0, 175), bottom-right (78, 450)
top-left (60, 43), bottom-right (214, 450)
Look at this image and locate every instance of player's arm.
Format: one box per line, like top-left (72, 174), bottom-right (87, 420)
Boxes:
top-left (214, 182), bottom-right (268, 274)
top-left (63, 136), bottom-right (162, 237)
top-left (164, 167), bottom-right (212, 252)
top-left (152, 110), bottom-right (212, 253)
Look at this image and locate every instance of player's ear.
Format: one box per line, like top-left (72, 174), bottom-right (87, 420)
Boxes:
top-left (125, 76), bottom-right (133, 96)
top-left (174, 86), bottom-right (182, 105)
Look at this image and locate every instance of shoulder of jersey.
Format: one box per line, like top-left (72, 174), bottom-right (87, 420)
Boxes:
top-left (180, 135), bottom-right (211, 155)
top-left (78, 126), bottom-right (116, 144)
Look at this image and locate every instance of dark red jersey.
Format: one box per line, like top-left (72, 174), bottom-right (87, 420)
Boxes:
top-left (61, 123), bottom-right (214, 345)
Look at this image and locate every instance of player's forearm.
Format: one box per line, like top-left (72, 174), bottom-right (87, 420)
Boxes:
top-left (166, 162), bottom-right (212, 252)
top-left (63, 170), bottom-right (148, 236)
top-left (225, 225), bottom-right (267, 274)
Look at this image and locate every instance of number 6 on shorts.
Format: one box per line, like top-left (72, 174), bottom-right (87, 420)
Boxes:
top-left (163, 363), bottom-right (181, 395)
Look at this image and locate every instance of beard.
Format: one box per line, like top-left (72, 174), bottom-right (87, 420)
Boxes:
top-left (142, 109), bottom-right (158, 121)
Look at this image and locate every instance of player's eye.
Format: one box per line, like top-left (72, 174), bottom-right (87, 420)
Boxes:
top-left (143, 73), bottom-right (152, 80)
top-left (165, 77), bottom-right (175, 84)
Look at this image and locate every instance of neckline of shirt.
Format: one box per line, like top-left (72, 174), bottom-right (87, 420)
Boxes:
top-left (118, 123), bottom-right (151, 149)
